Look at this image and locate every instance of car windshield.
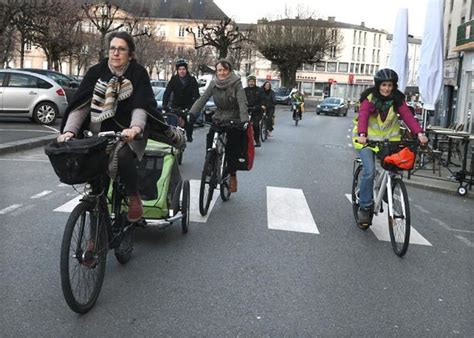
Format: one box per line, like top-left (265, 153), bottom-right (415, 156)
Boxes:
top-left (275, 87), bottom-right (290, 95)
top-left (322, 98), bottom-right (341, 105)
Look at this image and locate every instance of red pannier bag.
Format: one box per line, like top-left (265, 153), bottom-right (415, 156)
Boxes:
top-left (226, 124), bottom-right (255, 171)
top-left (383, 147), bottom-right (415, 170)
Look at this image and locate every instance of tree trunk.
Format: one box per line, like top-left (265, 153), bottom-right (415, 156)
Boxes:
top-left (99, 32), bottom-right (106, 60)
top-left (278, 63), bottom-right (298, 87)
top-left (19, 39), bottom-right (25, 68)
top-left (218, 48), bottom-right (227, 59)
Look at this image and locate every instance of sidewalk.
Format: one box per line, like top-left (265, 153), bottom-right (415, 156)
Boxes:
top-left (405, 155), bottom-right (474, 199)
top-left (0, 133), bottom-right (57, 155)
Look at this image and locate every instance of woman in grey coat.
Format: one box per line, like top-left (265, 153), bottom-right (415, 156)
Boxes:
top-left (189, 59), bottom-right (249, 192)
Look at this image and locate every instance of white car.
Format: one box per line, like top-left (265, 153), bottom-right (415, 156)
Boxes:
top-left (0, 69), bottom-right (68, 125)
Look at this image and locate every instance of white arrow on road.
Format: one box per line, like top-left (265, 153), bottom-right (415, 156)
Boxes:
top-left (267, 186), bottom-right (319, 234)
top-left (345, 194), bottom-right (432, 246)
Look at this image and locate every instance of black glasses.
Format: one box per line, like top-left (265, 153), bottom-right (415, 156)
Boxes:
top-left (109, 46), bottom-right (129, 54)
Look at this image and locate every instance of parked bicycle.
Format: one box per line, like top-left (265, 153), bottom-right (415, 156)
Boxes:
top-left (199, 121), bottom-right (239, 215)
top-left (351, 140), bottom-right (420, 257)
top-left (46, 131), bottom-right (138, 313)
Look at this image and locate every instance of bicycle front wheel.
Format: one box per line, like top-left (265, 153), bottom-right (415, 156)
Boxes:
top-left (199, 151), bottom-right (216, 215)
top-left (388, 178), bottom-right (411, 257)
top-left (60, 201), bottom-right (107, 313)
top-left (260, 118), bottom-right (267, 142)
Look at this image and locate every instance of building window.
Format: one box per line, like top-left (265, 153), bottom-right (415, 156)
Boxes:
top-left (357, 47), bottom-right (361, 61)
top-left (178, 26), bottom-right (186, 37)
top-left (303, 63), bottom-right (314, 71)
top-left (352, 47), bottom-right (356, 61)
top-left (373, 34), bottom-right (377, 46)
top-left (302, 82), bottom-right (313, 96)
top-left (364, 32), bottom-right (367, 45)
top-left (377, 50), bottom-right (380, 63)
top-left (360, 64), bottom-right (365, 74)
top-left (350, 63), bottom-right (354, 73)
top-left (338, 62), bottom-right (349, 73)
top-left (370, 65), bottom-right (375, 74)
top-left (362, 48), bottom-right (366, 62)
top-left (24, 41), bottom-right (32, 51)
top-left (316, 61), bottom-right (326, 72)
top-left (197, 26), bottom-right (202, 38)
top-left (158, 25), bottom-right (167, 36)
top-left (177, 46), bottom-right (184, 54)
top-left (461, 16), bottom-right (465, 24)
top-left (355, 63), bottom-right (360, 74)
top-left (353, 30), bottom-right (357, 44)
top-left (450, 0), bottom-right (454, 11)
top-left (372, 49), bottom-right (375, 63)
top-left (378, 34), bottom-right (381, 47)
top-left (358, 31), bottom-right (362, 44)
top-left (445, 24), bottom-right (451, 58)
top-left (327, 62), bottom-right (337, 72)
top-left (330, 46), bottom-right (337, 59)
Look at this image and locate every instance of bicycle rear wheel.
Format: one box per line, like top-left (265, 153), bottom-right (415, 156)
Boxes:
top-left (388, 178), bottom-right (411, 257)
top-left (199, 151), bottom-right (216, 215)
top-left (60, 201), bottom-right (107, 313)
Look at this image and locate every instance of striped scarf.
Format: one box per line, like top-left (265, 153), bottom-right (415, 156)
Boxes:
top-left (90, 73), bottom-right (133, 124)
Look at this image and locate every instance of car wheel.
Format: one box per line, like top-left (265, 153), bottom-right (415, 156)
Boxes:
top-left (33, 101), bottom-right (58, 125)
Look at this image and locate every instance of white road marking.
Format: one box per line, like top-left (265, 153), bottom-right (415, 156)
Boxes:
top-left (346, 135), bottom-right (351, 138)
top-left (10, 204), bottom-right (36, 217)
top-left (348, 143), bottom-right (353, 148)
top-left (53, 195), bottom-right (82, 212)
top-left (0, 128), bottom-right (55, 133)
top-left (0, 204), bottom-right (23, 215)
top-left (189, 179), bottom-right (218, 223)
top-left (267, 186), bottom-right (319, 234)
top-left (345, 194), bottom-right (432, 246)
top-left (348, 129), bottom-right (352, 132)
top-left (454, 235), bottom-right (474, 248)
top-left (41, 125), bottom-right (60, 133)
top-left (57, 183), bottom-right (69, 187)
top-left (31, 190), bottom-right (52, 199)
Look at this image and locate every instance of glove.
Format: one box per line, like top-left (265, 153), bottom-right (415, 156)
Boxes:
top-left (164, 126), bottom-right (186, 150)
top-left (240, 121), bottom-right (249, 130)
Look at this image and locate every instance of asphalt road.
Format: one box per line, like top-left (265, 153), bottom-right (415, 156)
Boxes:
top-left (0, 117), bottom-right (61, 144)
top-left (0, 107), bottom-right (473, 336)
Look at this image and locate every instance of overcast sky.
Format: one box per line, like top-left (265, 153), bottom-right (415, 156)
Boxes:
top-left (214, 0), bottom-right (430, 37)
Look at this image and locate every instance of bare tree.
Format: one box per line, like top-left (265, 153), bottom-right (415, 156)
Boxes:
top-left (82, 1), bottom-right (134, 60)
top-left (186, 18), bottom-right (250, 59)
top-left (183, 46), bottom-right (215, 76)
top-left (256, 17), bottom-right (342, 87)
top-left (32, 0), bottom-right (83, 70)
top-left (10, 1), bottom-right (37, 68)
top-left (0, 1), bottom-right (17, 68)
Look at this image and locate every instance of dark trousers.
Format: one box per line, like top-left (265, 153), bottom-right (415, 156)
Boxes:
top-left (266, 107), bottom-right (275, 131)
top-left (250, 110), bottom-right (262, 144)
top-left (206, 125), bottom-right (240, 174)
top-left (117, 145), bottom-right (138, 195)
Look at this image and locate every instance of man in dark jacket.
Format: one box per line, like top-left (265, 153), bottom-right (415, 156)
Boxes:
top-left (163, 59), bottom-right (200, 141)
top-left (244, 75), bottom-right (264, 147)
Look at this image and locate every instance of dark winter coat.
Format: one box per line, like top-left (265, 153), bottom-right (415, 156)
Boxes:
top-left (162, 73), bottom-right (200, 110)
top-left (244, 86), bottom-right (263, 111)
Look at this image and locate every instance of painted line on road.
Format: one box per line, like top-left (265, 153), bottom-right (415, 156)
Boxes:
top-left (432, 217), bottom-right (474, 234)
top-left (189, 179), bottom-right (218, 223)
top-left (348, 143), bottom-right (353, 148)
top-left (267, 186), bottom-right (319, 234)
top-left (31, 190), bottom-right (52, 199)
top-left (346, 135), bottom-right (351, 138)
top-left (53, 195), bottom-right (82, 213)
top-left (0, 204), bottom-right (23, 215)
top-left (345, 194), bottom-right (432, 246)
top-left (348, 129), bottom-right (352, 132)
top-left (41, 125), bottom-right (60, 133)
top-left (454, 235), bottom-right (474, 248)
top-left (57, 183), bottom-right (69, 187)
top-left (10, 204), bottom-right (36, 217)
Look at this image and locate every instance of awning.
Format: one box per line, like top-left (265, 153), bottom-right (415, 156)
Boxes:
top-left (452, 41), bottom-right (474, 52)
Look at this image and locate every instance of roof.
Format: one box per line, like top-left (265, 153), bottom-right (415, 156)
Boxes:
top-left (263, 18), bottom-right (386, 34)
top-left (79, 0), bottom-right (228, 20)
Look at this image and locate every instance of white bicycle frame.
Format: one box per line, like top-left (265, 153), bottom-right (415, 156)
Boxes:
top-left (372, 166), bottom-right (405, 220)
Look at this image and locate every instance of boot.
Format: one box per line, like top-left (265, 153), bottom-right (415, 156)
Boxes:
top-left (127, 194), bottom-right (143, 222)
top-left (229, 175), bottom-right (237, 193)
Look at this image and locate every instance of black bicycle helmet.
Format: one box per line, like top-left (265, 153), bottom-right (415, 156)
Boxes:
top-left (374, 68), bottom-right (398, 86)
top-left (176, 58), bottom-right (188, 70)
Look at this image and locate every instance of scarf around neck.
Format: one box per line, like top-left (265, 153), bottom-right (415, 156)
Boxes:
top-left (214, 72), bottom-right (241, 89)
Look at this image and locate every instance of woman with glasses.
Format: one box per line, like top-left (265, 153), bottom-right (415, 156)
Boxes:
top-left (57, 31), bottom-right (170, 223)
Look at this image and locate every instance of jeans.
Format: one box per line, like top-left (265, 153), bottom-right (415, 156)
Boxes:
top-left (359, 147), bottom-right (375, 209)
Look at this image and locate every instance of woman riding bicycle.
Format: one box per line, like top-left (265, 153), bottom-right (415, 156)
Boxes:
top-left (261, 81), bottom-right (276, 137)
top-left (189, 59), bottom-right (249, 193)
top-left (353, 68), bottom-right (428, 224)
top-left (57, 32), bottom-right (175, 223)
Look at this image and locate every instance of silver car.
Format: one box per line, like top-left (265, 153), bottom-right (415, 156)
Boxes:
top-left (0, 69), bottom-right (68, 125)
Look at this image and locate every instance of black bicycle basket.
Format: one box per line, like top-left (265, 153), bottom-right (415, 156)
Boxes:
top-left (44, 137), bottom-right (109, 185)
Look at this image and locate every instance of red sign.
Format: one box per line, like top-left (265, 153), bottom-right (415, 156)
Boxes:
top-left (328, 78), bottom-right (334, 84)
top-left (349, 74), bottom-right (354, 84)
top-left (266, 74), bottom-right (272, 80)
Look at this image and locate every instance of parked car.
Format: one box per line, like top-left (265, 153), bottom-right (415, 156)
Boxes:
top-left (151, 80), bottom-right (167, 88)
top-left (20, 68), bottom-right (79, 103)
top-left (275, 87), bottom-right (292, 105)
top-left (316, 97), bottom-right (348, 116)
top-left (0, 69), bottom-right (68, 125)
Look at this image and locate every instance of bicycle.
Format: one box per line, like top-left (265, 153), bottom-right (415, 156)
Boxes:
top-left (260, 107), bottom-right (268, 142)
top-left (58, 132), bottom-right (137, 313)
top-left (199, 121), bottom-right (239, 216)
top-left (351, 140), bottom-right (419, 257)
top-left (292, 102), bottom-right (303, 126)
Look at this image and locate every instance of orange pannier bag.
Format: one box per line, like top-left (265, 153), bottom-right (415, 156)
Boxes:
top-left (383, 147), bottom-right (415, 170)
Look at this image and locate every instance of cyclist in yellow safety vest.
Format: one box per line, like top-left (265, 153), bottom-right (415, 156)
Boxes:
top-left (352, 68), bottom-right (428, 224)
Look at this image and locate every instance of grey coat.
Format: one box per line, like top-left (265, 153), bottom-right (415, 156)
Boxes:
top-left (189, 74), bottom-right (248, 123)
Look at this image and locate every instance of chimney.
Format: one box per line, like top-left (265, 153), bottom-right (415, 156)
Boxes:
top-left (361, 21), bottom-right (365, 27)
top-left (328, 16), bottom-right (335, 23)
